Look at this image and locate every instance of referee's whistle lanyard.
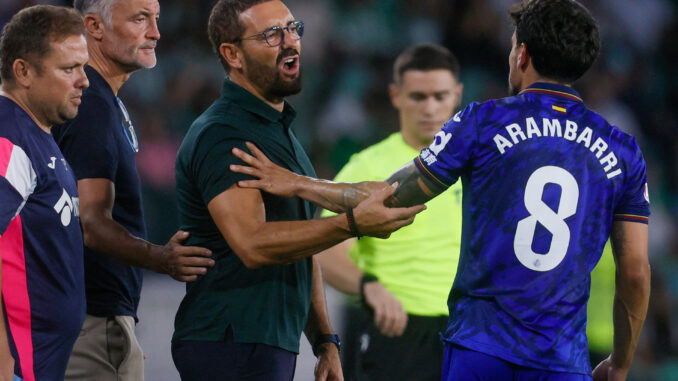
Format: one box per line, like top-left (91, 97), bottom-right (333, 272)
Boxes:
top-left (115, 97), bottom-right (140, 153)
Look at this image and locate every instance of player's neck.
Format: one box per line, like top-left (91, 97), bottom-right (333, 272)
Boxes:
top-left (86, 46), bottom-right (132, 96)
top-left (520, 70), bottom-right (570, 91)
top-left (0, 88), bottom-right (52, 134)
top-left (229, 71), bottom-right (285, 112)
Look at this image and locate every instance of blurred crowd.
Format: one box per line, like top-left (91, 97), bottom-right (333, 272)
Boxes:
top-left (2, 0), bottom-right (677, 379)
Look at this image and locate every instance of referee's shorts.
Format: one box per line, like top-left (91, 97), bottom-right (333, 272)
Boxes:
top-left (343, 304), bottom-right (448, 381)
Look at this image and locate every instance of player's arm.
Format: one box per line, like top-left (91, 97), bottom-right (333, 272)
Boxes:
top-left (318, 241), bottom-right (408, 337)
top-left (384, 161), bottom-right (445, 207)
top-left (231, 142), bottom-right (442, 210)
top-left (304, 257), bottom-right (343, 381)
top-left (78, 179), bottom-right (214, 282)
top-left (593, 221), bottom-right (650, 380)
top-left (206, 183), bottom-right (424, 269)
top-left (0, 248), bottom-right (15, 380)
top-left (610, 221), bottom-right (650, 368)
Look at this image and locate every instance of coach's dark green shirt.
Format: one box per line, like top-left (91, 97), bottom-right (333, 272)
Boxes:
top-left (173, 78), bottom-right (316, 353)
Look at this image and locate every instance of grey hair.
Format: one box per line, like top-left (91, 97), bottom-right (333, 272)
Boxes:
top-left (73, 0), bottom-right (117, 27)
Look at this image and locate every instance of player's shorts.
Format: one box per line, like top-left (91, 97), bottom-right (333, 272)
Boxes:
top-left (442, 343), bottom-right (593, 381)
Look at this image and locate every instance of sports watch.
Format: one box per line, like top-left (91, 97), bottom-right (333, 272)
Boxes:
top-left (312, 334), bottom-right (342, 356)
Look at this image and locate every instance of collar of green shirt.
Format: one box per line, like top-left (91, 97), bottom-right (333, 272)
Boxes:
top-left (220, 77), bottom-right (297, 129)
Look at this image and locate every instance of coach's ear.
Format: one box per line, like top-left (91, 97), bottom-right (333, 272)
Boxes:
top-left (220, 42), bottom-right (243, 70)
top-left (83, 14), bottom-right (105, 41)
top-left (12, 58), bottom-right (34, 89)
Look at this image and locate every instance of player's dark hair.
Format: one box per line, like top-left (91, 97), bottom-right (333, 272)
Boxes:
top-left (393, 43), bottom-right (460, 85)
top-left (509, 0), bottom-right (600, 83)
top-left (0, 5), bottom-right (84, 84)
top-left (208, 0), bottom-right (272, 73)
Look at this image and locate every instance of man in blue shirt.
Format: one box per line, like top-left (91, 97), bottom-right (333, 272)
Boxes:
top-left (0, 6), bottom-right (89, 380)
top-left (52, 0), bottom-right (213, 379)
top-left (231, 1), bottom-right (650, 380)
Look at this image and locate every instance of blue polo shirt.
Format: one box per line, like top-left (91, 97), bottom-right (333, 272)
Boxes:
top-left (53, 66), bottom-right (145, 320)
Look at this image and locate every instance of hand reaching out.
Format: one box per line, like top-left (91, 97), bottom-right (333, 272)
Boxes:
top-left (230, 142), bottom-right (301, 198)
top-left (352, 183), bottom-right (426, 238)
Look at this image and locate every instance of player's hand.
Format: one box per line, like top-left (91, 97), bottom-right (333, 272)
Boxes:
top-left (592, 356), bottom-right (629, 381)
top-left (363, 281), bottom-right (408, 337)
top-left (314, 343), bottom-right (343, 381)
top-left (156, 230), bottom-right (214, 282)
top-left (352, 183), bottom-right (426, 238)
top-left (230, 142), bottom-right (300, 198)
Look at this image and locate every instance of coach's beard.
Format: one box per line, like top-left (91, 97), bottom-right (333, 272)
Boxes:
top-left (244, 49), bottom-right (302, 102)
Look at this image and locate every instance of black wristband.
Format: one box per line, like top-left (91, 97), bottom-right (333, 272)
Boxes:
top-left (359, 272), bottom-right (379, 300)
top-left (346, 208), bottom-right (362, 239)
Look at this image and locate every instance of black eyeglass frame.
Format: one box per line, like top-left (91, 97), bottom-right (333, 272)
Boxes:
top-left (234, 20), bottom-right (304, 47)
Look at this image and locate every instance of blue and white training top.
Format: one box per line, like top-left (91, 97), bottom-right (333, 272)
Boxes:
top-left (414, 82), bottom-right (650, 374)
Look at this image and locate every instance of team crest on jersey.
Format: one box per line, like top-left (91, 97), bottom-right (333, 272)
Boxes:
top-left (644, 183), bottom-right (650, 203)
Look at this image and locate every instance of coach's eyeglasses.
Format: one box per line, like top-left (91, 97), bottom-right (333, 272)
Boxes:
top-left (235, 20), bottom-right (304, 47)
top-left (115, 97), bottom-right (139, 153)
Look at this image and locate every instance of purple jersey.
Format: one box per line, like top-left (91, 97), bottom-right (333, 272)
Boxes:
top-left (0, 97), bottom-right (85, 381)
top-left (415, 83), bottom-right (650, 374)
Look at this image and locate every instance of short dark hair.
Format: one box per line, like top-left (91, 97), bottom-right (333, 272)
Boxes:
top-left (393, 43), bottom-right (460, 85)
top-left (208, 0), bottom-right (272, 73)
top-left (509, 0), bottom-right (600, 83)
top-left (0, 5), bottom-right (84, 84)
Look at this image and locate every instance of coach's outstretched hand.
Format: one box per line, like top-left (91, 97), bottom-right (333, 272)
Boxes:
top-left (230, 141), bottom-right (426, 237)
top-left (153, 230), bottom-right (214, 282)
top-left (352, 183), bottom-right (426, 239)
top-left (592, 356), bottom-right (629, 381)
top-left (231, 142), bottom-right (301, 198)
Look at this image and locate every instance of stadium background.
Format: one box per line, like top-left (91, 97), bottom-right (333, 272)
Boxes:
top-left (2, 0), bottom-right (677, 379)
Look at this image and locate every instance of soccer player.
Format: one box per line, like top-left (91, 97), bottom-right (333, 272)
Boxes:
top-left (318, 43), bottom-right (463, 381)
top-left (51, 0), bottom-right (213, 379)
top-left (231, 0), bottom-right (651, 379)
top-left (0, 5), bottom-right (89, 381)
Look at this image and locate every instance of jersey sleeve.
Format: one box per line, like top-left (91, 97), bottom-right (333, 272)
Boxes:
top-left (413, 102), bottom-right (479, 190)
top-left (613, 138), bottom-right (650, 224)
top-left (193, 127), bottom-right (256, 205)
top-left (0, 138), bottom-right (36, 233)
top-left (56, 95), bottom-right (119, 181)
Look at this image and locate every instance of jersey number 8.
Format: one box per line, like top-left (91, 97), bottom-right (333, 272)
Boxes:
top-left (514, 166), bottom-right (579, 271)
